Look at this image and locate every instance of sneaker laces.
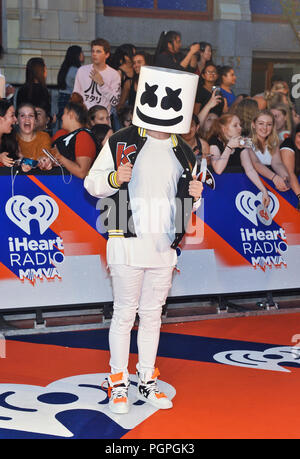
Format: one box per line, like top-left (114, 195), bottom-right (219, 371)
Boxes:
top-left (140, 377), bottom-right (167, 399)
top-left (102, 378), bottom-right (128, 399)
top-left (142, 379), bottom-right (160, 396)
top-left (111, 383), bottom-right (128, 400)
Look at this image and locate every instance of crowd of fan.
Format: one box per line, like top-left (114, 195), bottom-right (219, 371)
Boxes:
top-left (0, 30), bottom-right (299, 209)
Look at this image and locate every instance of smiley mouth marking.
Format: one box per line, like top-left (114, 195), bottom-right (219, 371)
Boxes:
top-left (136, 107), bottom-right (183, 126)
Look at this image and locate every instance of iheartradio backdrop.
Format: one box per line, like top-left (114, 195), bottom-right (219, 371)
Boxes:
top-left (0, 170), bottom-right (299, 310)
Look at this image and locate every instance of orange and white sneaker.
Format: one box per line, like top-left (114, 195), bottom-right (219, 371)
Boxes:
top-left (105, 372), bottom-right (130, 414)
top-left (137, 368), bottom-right (173, 409)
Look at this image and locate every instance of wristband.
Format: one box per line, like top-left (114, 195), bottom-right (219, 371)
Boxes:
top-left (297, 193), bottom-right (300, 200)
top-left (108, 171), bottom-right (120, 189)
top-left (226, 144), bottom-right (233, 151)
top-left (271, 173), bottom-right (277, 182)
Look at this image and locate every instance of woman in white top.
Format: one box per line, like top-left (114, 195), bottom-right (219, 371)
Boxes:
top-left (249, 110), bottom-right (290, 192)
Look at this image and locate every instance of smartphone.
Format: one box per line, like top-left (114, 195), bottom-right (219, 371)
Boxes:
top-left (212, 86), bottom-right (221, 96)
top-left (42, 148), bottom-right (60, 166)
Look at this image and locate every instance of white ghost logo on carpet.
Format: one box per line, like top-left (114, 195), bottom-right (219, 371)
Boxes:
top-left (0, 373), bottom-right (176, 438)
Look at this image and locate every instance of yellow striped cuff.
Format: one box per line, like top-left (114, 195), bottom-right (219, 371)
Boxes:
top-left (108, 230), bottom-right (124, 238)
top-left (108, 171), bottom-right (120, 189)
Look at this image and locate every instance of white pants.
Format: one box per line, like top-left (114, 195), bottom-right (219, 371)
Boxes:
top-left (108, 264), bottom-right (174, 379)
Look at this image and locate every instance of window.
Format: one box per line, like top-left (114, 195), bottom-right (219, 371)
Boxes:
top-left (250, 0), bottom-right (283, 16)
top-left (103, 0), bottom-right (213, 20)
top-left (250, 0), bottom-right (300, 23)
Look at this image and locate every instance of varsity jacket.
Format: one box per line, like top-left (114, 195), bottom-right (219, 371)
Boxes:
top-left (84, 124), bottom-right (198, 249)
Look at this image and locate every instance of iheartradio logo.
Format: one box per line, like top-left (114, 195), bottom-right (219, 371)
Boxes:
top-left (5, 195), bottom-right (59, 235)
top-left (235, 190), bottom-right (279, 226)
top-left (0, 373), bottom-right (176, 438)
top-left (214, 346), bottom-right (300, 373)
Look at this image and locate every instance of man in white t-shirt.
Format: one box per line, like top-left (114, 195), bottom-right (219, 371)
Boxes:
top-left (84, 65), bottom-right (202, 415)
top-left (73, 38), bottom-right (121, 114)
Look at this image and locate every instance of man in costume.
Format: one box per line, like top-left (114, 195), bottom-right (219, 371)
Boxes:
top-left (84, 66), bottom-right (202, 414)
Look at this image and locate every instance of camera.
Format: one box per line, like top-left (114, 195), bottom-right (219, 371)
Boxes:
top-left (239, 137), bottom-right (254, 148)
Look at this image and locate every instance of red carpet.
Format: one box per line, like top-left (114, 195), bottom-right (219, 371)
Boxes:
top-left (0, 312), bottom-right (300, 439)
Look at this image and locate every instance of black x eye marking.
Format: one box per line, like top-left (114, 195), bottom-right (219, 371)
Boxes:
top-left (161, 87), bottom-right (182, 112)
top-left (140, 83), bottom-right (158, 108)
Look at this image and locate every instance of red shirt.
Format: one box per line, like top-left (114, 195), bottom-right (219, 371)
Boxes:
top-left (52, 129), bottom-right (96, 160)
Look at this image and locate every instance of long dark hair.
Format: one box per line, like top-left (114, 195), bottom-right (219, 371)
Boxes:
top-left (200, 41), bottom-right (212, 53)
top-left (25, 57), bottom-right (46, 86)
top-left (154, 30), bottom-right (180, 63)
top-left (0, 100), bottom-right (18, 159)
top-left (0, 99), bottom-right (12, 117)
top-left (65, 101), bottom-right (88, 126)
top-left (0, 129), bottom-right (19, 159)
top-left (91, 123), bottom-right (112, 151)
top-left (57, 46), bottom-right (82, 90)
top-left (108, 44), bottom-right (135, 70)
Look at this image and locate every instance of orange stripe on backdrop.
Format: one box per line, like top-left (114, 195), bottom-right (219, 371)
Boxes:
top-left (0, 261), bottom-right (18, 280)
top-left (28, 176), bottom-right (107, 263)
top-left (263, 181), bottom-right (300, 245)
top-left (181, 213), bottom-right (250, 267)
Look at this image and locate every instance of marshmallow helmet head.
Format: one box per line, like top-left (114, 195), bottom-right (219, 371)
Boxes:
top-left (132, 66), bottom-right (199, 134)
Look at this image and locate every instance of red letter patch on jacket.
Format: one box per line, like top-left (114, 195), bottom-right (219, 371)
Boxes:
top-left (116, 142), bottom-right (137, 167)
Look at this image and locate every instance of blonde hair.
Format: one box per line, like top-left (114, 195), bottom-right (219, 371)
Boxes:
top-left (269, 102), bottom-right (293, 132)
top-left (233, 98), bottom-right (259, 136)
top-left (250, 109), bottom-right (279, 155)
top-left (265, 82), bottom-right (293, 110)
top-left (271, 81), bottom-right (289, 94)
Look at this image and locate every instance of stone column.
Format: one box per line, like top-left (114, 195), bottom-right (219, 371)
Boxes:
top-left (213, 0), bottom-right (253, 96)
